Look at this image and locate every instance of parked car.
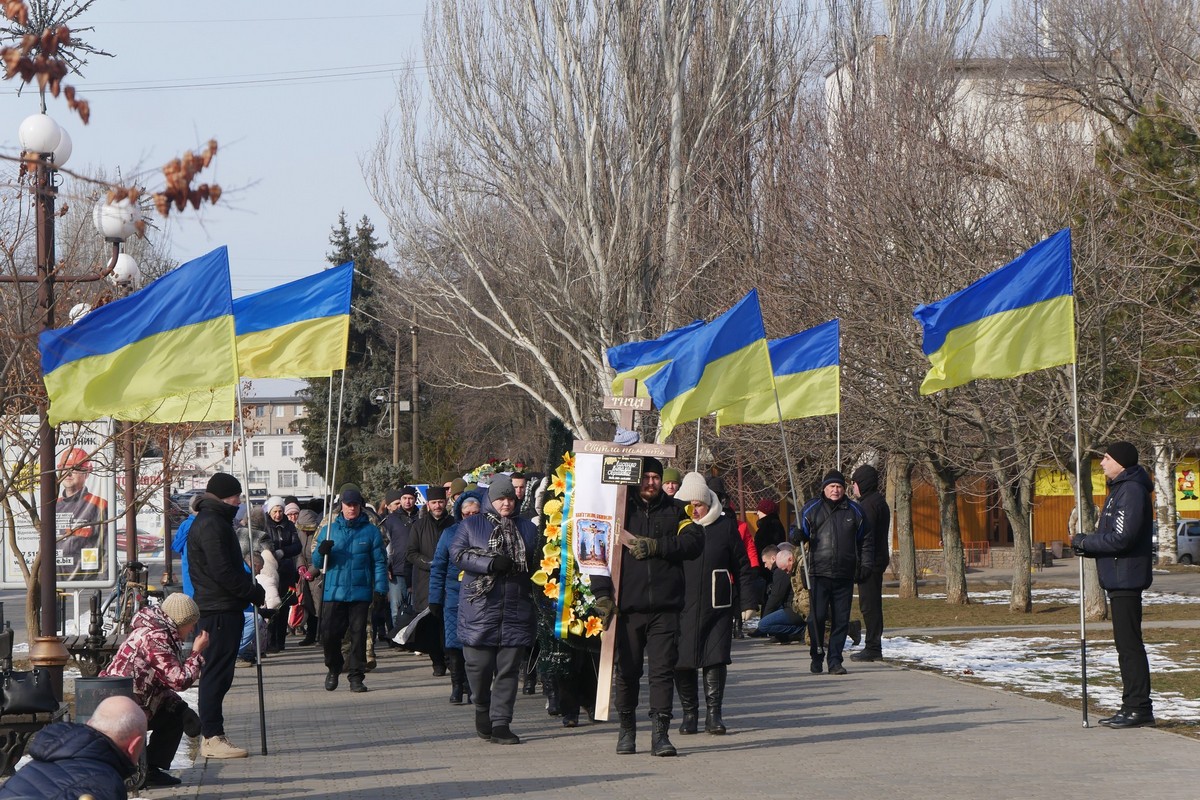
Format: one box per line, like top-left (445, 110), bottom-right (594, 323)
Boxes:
top-left (1177, 519), bottom-right (1200, 565)
top-left (116, 529), bottom-right (162, 555)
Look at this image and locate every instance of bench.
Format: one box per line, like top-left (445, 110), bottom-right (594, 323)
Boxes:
top-left (0, 626), bottom-right (69, 777)
top-left (63, 591), bottom-right (124, 678)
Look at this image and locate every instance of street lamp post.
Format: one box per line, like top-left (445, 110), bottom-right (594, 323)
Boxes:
top-left (4, 113), bottom-right (143, 700)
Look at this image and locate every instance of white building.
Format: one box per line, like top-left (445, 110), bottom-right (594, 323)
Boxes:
top-left (175, 394), bottom-right (328, 501)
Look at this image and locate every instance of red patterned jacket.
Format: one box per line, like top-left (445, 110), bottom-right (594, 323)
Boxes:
top-left (100, 604), bottom-right (204, 717)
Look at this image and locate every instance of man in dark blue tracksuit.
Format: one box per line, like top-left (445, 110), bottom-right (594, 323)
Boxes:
top-left (796, 469), bottom-right (873, 675)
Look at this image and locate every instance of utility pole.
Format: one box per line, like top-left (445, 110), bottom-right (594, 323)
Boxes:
top-left (410, 313), bottom-right (419, 480)
top-left (392, 328), bottom-right (401, 466)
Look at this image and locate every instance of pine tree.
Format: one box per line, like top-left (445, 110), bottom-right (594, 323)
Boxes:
top-left (297, 212), bottom-right (408, 496)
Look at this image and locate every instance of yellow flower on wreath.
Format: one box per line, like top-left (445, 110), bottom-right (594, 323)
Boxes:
top-left (543, 579), bottom-right (560, 599)
top-left (568, 618), bottom-right (585, 636)
top-left (544, 497), bottom-right (563, 517)
top-left (531, 570), bottom-right (550, 586)
top-left (540, 555), bottom-right (560, 572)
top-left (584, 616), bottom-right (604, 637)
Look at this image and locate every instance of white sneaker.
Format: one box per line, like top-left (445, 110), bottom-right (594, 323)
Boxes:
top-left (201, 735), bottom-right (248, 759)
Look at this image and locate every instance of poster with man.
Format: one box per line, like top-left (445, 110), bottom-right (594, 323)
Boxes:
top-left (56, 446), bottom-right (109, 580)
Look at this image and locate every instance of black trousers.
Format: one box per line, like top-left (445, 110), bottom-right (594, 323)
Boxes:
top-left (267, 596), bottom-right (292, 650)
top-left (558, 648), bottom-right (600, 717)
top-left (614, 610), bottom-right (679, 716)
top-left (857, 569), bottom-right (885, 654)
top-left (809, 576), bottom-right (853, 666)
top-left (1109, 590), bottom-right (1152, 713)
top-left (146, 701), bottom-right (186, 769)
top-left (321, 600), bottom-right (370, 680)
top-left (196, 610), bottom-right (242, 738)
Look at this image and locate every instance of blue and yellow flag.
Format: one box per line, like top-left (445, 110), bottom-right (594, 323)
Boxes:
top-left (645, 290), bottom-right (774, 439)
top-left (716, 319), bottom-right (840, 430)
top-left (913, 229), bottom-right (1075, 395)
top-left (606, 319), bottom-right (704, 397)
top-left (40, 247), bottom-right (239, 425)
top-left (233, 262), bottom-right (353, 379)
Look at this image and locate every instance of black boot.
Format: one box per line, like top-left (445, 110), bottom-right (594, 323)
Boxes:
top-left (675, 669), bottom-right (699, 734)
top-left (650, 712), bottom-right (677, 757)
top-left (447, 650), bottom-right (464, 704)
top-left (849, 619), bottom-right (862, 647)
top-left (703, 665), bottom-right (727, 734)
top-left (616, 711), bottom-right (636, 755)
top-left (475, 709), bottom-right (493, 740)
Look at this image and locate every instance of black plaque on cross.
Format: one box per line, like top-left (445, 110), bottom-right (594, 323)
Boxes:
top-left (572, 379), bottom-right (676, 720)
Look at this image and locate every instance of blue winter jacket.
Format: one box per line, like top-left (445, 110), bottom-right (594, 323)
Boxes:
top-left (430, 491), bottom-right (484, 649)
top-left (450, 500), bottom-right (538, 648)
top-left (0, 722), bottom-right (135, 800)
top-left (312, 513), bottom-right (387, 602)
top-left (171, 514), bottom-right (196, 597)
top-left (1078, 465), bottom-right (1155, 592)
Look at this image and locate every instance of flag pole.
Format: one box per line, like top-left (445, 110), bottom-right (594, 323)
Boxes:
top-left (235, 384), bottom-right (270, 753)
top-left (322, 371), bottom-right (336, 520)
top-left (1071, 362), bottom-right (1089, 727)
top-left (771, 386), bottom-right (822, 660)
top-left (694, 419), bottom-right (701, 472)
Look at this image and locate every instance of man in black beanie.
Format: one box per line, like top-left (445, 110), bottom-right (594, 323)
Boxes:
top-left (188, 472), bottom-right (265, 759)
top-left (1072, 441), bottom-right (1156, 728)
top-left (591, 456), bottom-right (703, 757)
top-left (795, 469), bottom-right (873, 675)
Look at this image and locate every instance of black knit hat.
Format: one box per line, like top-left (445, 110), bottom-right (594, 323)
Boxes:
top-left (821, 469), bottom-right (846, 489)
top-left (1106, 441), bottom-right (1138, 469)
top-left (851, 464), bottom-right (879, 494)
top-left (399, 485), bottom-right (419, 499)
top-left (206, 472), bottom-right (242, 499)
top-left (642, 457), bottom-right (664, 477)
top-left (385, 489), bottom-right (404, 503)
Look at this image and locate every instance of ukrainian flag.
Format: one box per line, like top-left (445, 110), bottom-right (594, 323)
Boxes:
top-left (606, 319), bottom-right (704, 397)
top-left (645, 290), bottom-right (774, 439)
top-left (233, 262), bottom-right (353, 379)
top-left (913, 229), bottom-right (1075, 395)
top-left (40, 247), bottom-right (239, 425)
top-left (716, 319), bottom-right (840, 430)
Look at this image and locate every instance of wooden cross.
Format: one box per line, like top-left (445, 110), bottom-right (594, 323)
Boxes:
top-left (572, 378), bottom-right (676, 720)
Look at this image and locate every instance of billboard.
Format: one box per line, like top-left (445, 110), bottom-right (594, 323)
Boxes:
top-left (1, 417), bottom-right (119, 590)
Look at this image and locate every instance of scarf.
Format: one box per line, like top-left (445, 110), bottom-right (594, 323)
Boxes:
top-left (465, 512), bottom-right (527, 603)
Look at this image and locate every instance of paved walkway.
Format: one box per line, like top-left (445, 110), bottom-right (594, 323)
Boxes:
top-left (137, 635), bottom-right (1197, 800)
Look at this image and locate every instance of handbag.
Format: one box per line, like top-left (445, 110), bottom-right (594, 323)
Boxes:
top-left (1, 667), bottom-right (59, 715)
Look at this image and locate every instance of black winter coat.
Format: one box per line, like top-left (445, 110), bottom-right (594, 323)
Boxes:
top-left (592, 490), bottom-right (703, 612)
top-left (384, 507), bottom-right (419, 581)
top-left (261, 514), bottom-right (302, 588)
top-left (0, 722), bottom-right (135, 800)
top-left (676, 510), bottom-right (756, 669)
top-left (753, 513), bottom-right (787, 556)
top-left (187, 496), bottom-right (260, 614)
top-left (1077, 466), bottom-right (1154, 592)
top-left (406, 510), bottom-right (454, 610)
top-left (797, 495), bottom-right (874, 581)
top-left (856, 490), bottom-right (890, 574)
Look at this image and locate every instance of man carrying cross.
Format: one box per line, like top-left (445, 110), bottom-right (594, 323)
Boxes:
top-left (591, 457), bottom-right (703, 757)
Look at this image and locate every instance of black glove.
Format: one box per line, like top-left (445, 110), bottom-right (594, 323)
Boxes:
top-left (318, 539), bottom-right (334, 556)
top-left (428, 603), bottom-right (443, 619)
top-left (250, 584), bottom-right (266, 608)
top-left (593, 596), bottom-right (616, 630)
top-left (259, 605), bottom-right (277, 619)
top-left (630, 537), bottom-right (659, 560)
top-left (855, 565), bottom-right (872, 584)
top-left (489, 554), bottom-right (514, 574)
top-left (373, 592), bottom-right (387, 608)
top-left (180, 704), bottom-right (201, 738)
top-left (1071, 534), bottom-right (1087, 556)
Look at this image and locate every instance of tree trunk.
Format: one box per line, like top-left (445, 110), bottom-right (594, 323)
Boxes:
top-left (928, 461), bottom-right (968, 605)
top-left (1153, 440), bottom-right (1177, 565)
top-left (1074, 460), bottom-right (1108, 621)
top-left (995, 469), bottom-right (1034, 613)
top-left (891, 453), bottom-right (918, 599)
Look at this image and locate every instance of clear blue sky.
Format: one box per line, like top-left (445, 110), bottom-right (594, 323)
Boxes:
top-left (4, 0), bottom-right (428, 297)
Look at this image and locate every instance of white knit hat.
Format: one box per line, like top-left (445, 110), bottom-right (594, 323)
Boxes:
top-left (676, 472), bottom-right (713, 506)
top-left (266, 495), bottom-right (285, 512)
top-left (160, 593), bottom-right (200, 628)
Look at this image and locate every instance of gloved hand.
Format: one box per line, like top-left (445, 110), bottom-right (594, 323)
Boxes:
top-left (275, 549), bottom-right (285, 560)
top-left (259, 605), bottom-right (277, 619)
top-left (373, 592), bottom-right (387, 608)
top-left (428, 603), bottom-right (443, 619)
top-left (855, 565), bottom-right (872, 583)
top-left (593, 596), bottom-right (616, 630)
top-left (318, 539), bottom-right (334, 556)
top-left (1071, 534), bottom-right (1088, 556)
top-left (489, 554), bottom-right (514, 575)
top-left (741, 608), bottom-right (754, 623)
top-left (250, 584), bottom-right (266, 608)
top-left (630, 537), bottom-right (659, 560)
